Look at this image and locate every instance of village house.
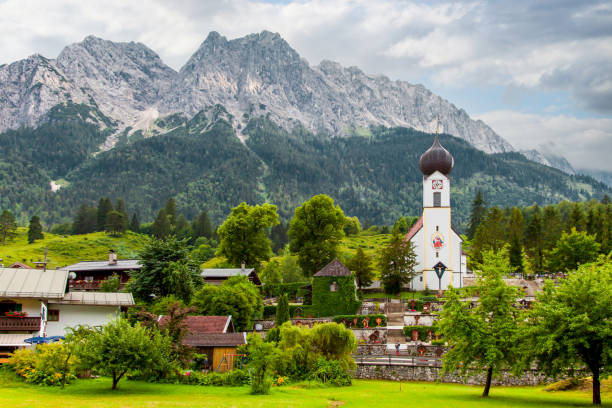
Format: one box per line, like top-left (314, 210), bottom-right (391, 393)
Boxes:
top-left (63, 250), bottom-right (141, 290)
top-left (201, 264), bottom-right (261, 286)
top-left (0, 267), bottom-right (133, 357)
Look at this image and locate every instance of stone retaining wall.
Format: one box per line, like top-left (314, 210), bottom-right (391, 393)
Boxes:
top-left (354, 364), bottom-right (554, 386)
top-left (356, 344), bottom-right (387, 355)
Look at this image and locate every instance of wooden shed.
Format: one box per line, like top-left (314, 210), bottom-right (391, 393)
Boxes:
top-left (184, 332), bottom-right (247, 373)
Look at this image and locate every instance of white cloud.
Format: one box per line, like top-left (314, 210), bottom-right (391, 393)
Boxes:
top-left (476, 110), bottom-right (612, 172)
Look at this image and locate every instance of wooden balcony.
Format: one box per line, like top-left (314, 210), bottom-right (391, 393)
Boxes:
top-left (0, 316), bottom-right (41, 331)
top-left (69, 281), bottom-right (102, 290)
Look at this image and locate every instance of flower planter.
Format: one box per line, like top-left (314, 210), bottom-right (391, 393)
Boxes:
top-left (411, 329), bottom-right (419, 342)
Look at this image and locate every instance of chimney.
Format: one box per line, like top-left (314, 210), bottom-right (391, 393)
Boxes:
top-left (108, 249), bottom-right (117, 265)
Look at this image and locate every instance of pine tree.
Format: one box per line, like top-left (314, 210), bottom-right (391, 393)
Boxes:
top-left (97, 197), bottom-right (113, 231)
top-left (568, 203), bottom-right (586, 232)
top-left (152, 208), bottom-right (171, 239)
top-left (467, 190), bottom-right (486, 239)
top-left (165, 198), bottom-right (177, 227)
top-left (73, 204), bottom-right (97, 235)
top-left (601, 194), bottom-right (611, 205)
top-left (175, 214), bottom-right (191, 240)
top-left (105, 210), bottom-right (128, 236)
top-left (470, 207), bottom-right (508, 265)
top-left (525, 205), bottom-right (544, 272)
top-left (542, 205), bottom-right (562, 251)
top-left (192, 210), bottom-right (213, 240)
top-left (129, 213), bottom-right (140, 232)
top-left (0, 210), bottom-right (17, 245)
top-left (275, 293), bottom-right (290, 327)
top-left (270, 221), bottom-right (289, 253)
top-left (116, 198), bottom-right (128, 218)
top-left (27, 215), bottom-right (44, 243)
top-left (508, 208), bottom-right (524, 274)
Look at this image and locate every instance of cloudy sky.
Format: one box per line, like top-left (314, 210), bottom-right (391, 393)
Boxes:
top-left (1, 0), bottom-right (611, 171)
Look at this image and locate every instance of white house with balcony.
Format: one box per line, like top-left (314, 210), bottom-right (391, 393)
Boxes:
top-left (0, 267), bottom-right (133, 354)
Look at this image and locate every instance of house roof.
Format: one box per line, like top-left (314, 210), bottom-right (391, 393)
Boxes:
top-left (201, 268), bottom-right (254, 278)
top-left (7, 262), bottom-right (32, 269)
top-left (184, 332), bottom-right (247, 347)
top-left (313, 259), bottom-right (352, 277)
top-left (159, 315), bottom-right (232, 334)
top-left (49, 291), bottom-right (134, 306)
top-left (404, 216), bottom-right (423, 241)
top-left (0, 268), bottom-right (68, 299)
top-left (63, 260), bottom-right (141, 272)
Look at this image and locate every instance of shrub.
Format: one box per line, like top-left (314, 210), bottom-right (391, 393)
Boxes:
top-left (333, 314), bottom-right (386, 328)
top-left (403, 326), bottom-right (437, 341)
top-left (309, 358), bottom-right (352, 386)
top-left (7, 342), bottom-right (76, 386)
top-left (180, 369), bottom-right (249, 386)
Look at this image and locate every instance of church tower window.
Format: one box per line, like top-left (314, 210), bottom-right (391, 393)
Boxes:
top-left (433, 192), bottom-right (441, 207)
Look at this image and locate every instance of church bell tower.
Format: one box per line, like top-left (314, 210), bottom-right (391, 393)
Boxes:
top-left (418, 133), bottom-right (455, 290)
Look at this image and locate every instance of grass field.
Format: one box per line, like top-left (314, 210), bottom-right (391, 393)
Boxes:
top-left (0, 228), bottom-right (148, 269)
top-left (0, 377), bottom-right (609, 408)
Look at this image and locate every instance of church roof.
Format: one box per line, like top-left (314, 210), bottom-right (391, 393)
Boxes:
top-left (314, 259), bottom-right (352, 277)
top-left (419, 134), bottom-right (454, 176)
top-left (404, 216), bottom-right (423, 241)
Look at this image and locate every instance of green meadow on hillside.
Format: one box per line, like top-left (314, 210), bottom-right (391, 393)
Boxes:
top-left (0, 228), bottom-right (148, 269)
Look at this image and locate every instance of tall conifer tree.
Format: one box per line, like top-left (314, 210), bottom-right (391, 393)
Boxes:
top-left (467, 190), bottom-right (486, 240)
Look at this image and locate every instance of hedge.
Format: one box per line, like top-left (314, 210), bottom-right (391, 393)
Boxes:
top-left (333, 314), bottom-right (387, 328)
top-left (312, 275), bottom-right (361, 317)
top-left (403, 326), bottom-right (438, 341)
top-left (262, 282), bottom-right (309, 298)
top-left (263, 305), bottom-right (315, 318)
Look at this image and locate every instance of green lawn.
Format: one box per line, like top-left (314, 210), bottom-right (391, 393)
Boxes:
top-left (0, 377), bottom-right (608, 408)
top-left (0, 228), bottom-right (148, 269)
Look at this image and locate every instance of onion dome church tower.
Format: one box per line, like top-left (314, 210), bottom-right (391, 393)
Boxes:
top-left (405, 133), bottom-right (466, 291)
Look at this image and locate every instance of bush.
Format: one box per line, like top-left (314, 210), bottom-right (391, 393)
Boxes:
top-left (309, 358), bottom-right (352, 386)
top-left (263, 305), bottom-right (315, 318)
top-left (180, 369), bottom-right (249, 386)
top-left (262, 282), bottom-right (309, 298)
top-left (403, 326), bottom-right (437, 341)
top-left (7, 342), bottom-right (76, 386)
top-left (333, 314), bottom-right (387, 328)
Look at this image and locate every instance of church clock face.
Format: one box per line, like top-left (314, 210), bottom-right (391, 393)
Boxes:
top-left (432, 179), bottom-right (443, 190)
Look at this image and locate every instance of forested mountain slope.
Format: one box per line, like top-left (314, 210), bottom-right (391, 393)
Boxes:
top-left (1, 105), bottom-right (606, 229)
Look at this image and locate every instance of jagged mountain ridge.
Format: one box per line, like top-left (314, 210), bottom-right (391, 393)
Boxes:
top-left (1, 31), bottom-right (513, 155)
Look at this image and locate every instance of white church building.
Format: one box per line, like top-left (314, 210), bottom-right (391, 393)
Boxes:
top-left (404, 134), bottom-right (467, 291)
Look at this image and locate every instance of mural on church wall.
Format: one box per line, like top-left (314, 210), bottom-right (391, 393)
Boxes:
top-left (431, 232), bottom-right (445, 249)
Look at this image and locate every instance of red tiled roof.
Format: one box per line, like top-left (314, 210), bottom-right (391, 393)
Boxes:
top-left (184, 332), bottom-right (246, 347)
top-left (404, 216), bottom-right (423, 241)
top-left (313, 259), bottom-right (351, 277)
top-left (8, 262), bottom-right (32, 269)
top-left (159, 315), bottom-right (231, 334)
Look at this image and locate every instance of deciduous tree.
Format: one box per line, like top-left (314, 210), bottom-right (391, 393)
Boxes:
top-left (68, 319), bottom-right (174, 390)
top-left (346, 248), bottom-right (375, 290)
top-left (216, 202), bottom-right (279, 267)
top-left (519, 257), bottom-right (612, 405)
top-left (546, 228), bottom-right (600, 272)
top-left (378, 232), bottom-right (417, 294)
top-left (191, 276), bottom-right (263, 331)
top-left (438, 249), bottom-right (520, 397)
top-left (288, 194), bottom-right (346, 276)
